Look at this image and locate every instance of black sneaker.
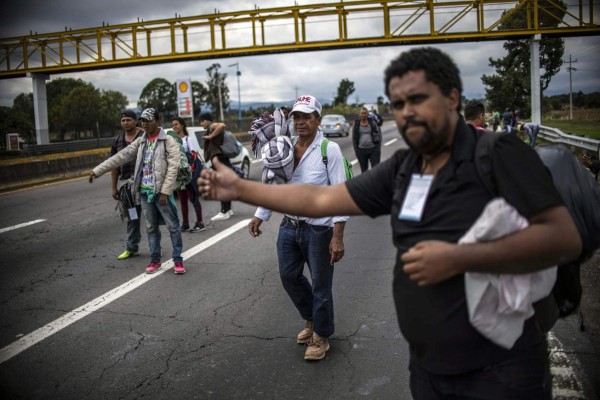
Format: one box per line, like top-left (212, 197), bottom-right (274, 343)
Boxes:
top-left (189, 221), bottom-right (206, 233)
top-left (181, 223), bottom-right (190, 232)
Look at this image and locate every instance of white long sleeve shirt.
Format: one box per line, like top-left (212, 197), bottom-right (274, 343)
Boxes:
top-left (255, 130), bottom-right (349, 226)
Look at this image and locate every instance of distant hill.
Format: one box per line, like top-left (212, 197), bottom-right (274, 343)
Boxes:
top-left (232, 100), bottom-right (296, 111)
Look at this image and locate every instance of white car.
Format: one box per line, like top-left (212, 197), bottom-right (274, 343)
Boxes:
top-left (187, 126), bottom-right (252, 179)
top-left (320, 114), bottom-right (350, 137)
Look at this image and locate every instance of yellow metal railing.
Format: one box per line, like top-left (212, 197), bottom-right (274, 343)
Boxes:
top-left (1, 0), bottom-right (598, 79)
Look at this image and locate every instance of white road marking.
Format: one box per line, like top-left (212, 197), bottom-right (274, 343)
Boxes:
top-left (0, 219), bottom-right (251, 365)
top-left (0, 219), bottom-right (46, 234)
top-left (384, 138), bottom-right (398, 146)
top-left (548, 331), bottom-right (586, 399)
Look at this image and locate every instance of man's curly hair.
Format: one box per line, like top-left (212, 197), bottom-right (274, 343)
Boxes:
top-left (384, 47), bottom-right (463, 112)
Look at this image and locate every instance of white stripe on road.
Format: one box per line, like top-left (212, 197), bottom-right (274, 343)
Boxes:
top-left (0, 219), bottom-right (251, 365)
top-left (548, 331), bottom-right (586, 399)
top-left (0, 219), bottom-right (46, 234)
top-left (384, 138), bottom-right (398, 146)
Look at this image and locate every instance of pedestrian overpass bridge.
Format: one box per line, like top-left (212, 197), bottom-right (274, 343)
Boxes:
top-left (1, 0), bottom-right (598, 78)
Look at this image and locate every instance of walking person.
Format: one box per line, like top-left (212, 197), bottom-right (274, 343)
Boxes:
top-left (110, 109), bottom-right (144, 260)
top-left (199, 112), bottom-right (234, 221)
top-left (171, 117), bottom-right (206, 232)
top-left (464, 100), bottom-right (487, 134)
top-left (492, 110), bottom-right (501, 132)
top-left (520, 121), bottom-right (540, 147)
top-left (352, 106), bottom-right (382, 173)
top-left (248, 95), bottom-right (348, 361)
top-left (90, 108), bottom-right (187, 275)
top-left (198, 47), bottom-right (581, 398)
top-left (501, 108), bottom-right (515, 134)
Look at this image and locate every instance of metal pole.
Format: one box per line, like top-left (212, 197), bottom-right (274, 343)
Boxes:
top-left (564, 54), bottom-right (577, 121)
top-left (529, 35), bottom-right (541, 125)
top-left (569, 55), bottom-right (573, 121)
top-left (229, 63), bottom-right (242, 131)
top-left (218, 76), bottom-right (224, 122)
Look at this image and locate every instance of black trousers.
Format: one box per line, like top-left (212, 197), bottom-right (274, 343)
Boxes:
top-left (409, 340), bottom-right (552, 400)
top-left (212, 154), bottom-right (233, 212)
top-left (355, 146), bottom-right (381, 173)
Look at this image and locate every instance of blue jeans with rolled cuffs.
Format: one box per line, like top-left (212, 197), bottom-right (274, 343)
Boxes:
top-left (277, 216), bottom-right (335, 338)
top-left (140, 193), bottom-right (183, 263)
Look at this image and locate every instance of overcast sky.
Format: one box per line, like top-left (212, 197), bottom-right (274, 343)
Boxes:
top-left (0, 0), bottom-right (598, 109)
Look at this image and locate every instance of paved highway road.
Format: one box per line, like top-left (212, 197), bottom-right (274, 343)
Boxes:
top-left (0, 122), bottom-right (597, 399)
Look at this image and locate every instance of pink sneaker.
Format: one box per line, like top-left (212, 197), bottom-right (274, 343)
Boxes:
top-left (174, 261), bottom-right (186, 275)
top-left (145, 261), bottom-right (161, 274)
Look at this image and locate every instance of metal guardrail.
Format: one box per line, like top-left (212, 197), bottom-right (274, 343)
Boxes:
top-left (22, 137), bottom-right (114, 155)
top-left (539, 125), bottom-right (600, 153)
top-left (15, 126), bottom-right (600, 155)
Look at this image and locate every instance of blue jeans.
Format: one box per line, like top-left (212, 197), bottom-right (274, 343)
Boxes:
top-left (527, 125), bottom-right (540, 147)
top-left (126, 206), bottom-right (142, 253)
top-left (276, 217), bottom-right (335, 338)
top-left (140, 193), bottom-right (183, 262)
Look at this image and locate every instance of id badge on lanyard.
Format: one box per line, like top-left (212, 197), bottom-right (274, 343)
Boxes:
top-left (128, 208), bottom-right (139, 220)
top-left (398, 174), bottom-right (434, 221)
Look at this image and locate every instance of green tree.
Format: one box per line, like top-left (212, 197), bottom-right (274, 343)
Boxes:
top-left (12, 92), bottom-right (34, 116)
top-left (10, 93), bottom-right (35, 143)
top-left (333, 78), bottom-right (355, 105)
top-left (0, 101), bottom-right (35, 147)
top-left (0, 106), bottom-right (10, 149)
top-left (205, 63), bottom-right (230, 120)
top-left (138, 78), bottom-right (176, 121)
top-left (60, 85), bottom-right (101, 139)
top-left (47, 77), bottom-right (89, 140)
top-left (585, 92), bottom-right (600, 108)
top-left (481, 0), bottom-right (566, 118)
top-left (98, 90), bottom-right (128, 136)
top-left (192, 80), bottom-right (208, 117)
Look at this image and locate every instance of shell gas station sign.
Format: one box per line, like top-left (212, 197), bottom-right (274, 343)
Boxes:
top-left (177, 79), bottom-right (193, 118)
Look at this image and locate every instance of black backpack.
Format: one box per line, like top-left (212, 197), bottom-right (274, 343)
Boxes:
top-left (475, 131), bottom-right (600, 325)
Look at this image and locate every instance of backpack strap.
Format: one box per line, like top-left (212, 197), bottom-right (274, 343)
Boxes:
top-left (474, 130), bottom-right (501, 196)
top-left (320, 138), bottom-right (333, 184)
top-left (321, 138), bottom-right (330, 166)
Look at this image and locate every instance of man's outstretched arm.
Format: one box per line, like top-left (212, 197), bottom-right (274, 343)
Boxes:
top-left (199, 158), bottom-right (363, 218)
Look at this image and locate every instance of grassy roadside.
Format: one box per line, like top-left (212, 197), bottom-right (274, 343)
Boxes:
top-left (542, 119), bottom-right (600, 139)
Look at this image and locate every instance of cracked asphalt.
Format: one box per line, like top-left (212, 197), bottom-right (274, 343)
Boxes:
top-left (0, 124), bottom-right (597, 399)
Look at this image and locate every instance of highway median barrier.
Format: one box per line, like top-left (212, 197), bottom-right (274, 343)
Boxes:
top-left (0, 148), bottom-right (111, 192)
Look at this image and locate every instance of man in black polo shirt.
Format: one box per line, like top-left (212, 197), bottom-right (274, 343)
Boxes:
top-left (197, 47), bottom-right (582, 399)
top-left (111, 109), bottom-right (144, 260)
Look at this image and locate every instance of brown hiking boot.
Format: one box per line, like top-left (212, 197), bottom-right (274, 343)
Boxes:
top-left (304, 335), bottom-right (330, 361)
top-left (296, 320), bottom-right (314, 344)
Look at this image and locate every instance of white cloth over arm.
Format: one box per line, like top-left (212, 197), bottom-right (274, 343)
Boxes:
top-left (460, 198), bottom-right (557, 349)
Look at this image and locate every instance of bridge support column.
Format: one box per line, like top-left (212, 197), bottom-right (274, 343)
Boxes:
top-left (27, 73), bottom-right (50, 145)
top-left (530, 34), bottom-right (541, 125)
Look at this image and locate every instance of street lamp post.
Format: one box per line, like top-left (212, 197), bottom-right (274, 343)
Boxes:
top-left (217, 76), bottom-right (224, 123)
top-left (229, 63), bottom-right (242, 131)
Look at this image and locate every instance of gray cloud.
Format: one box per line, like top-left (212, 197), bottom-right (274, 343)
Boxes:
top-left (0, 0), bottom-right (598, 108)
